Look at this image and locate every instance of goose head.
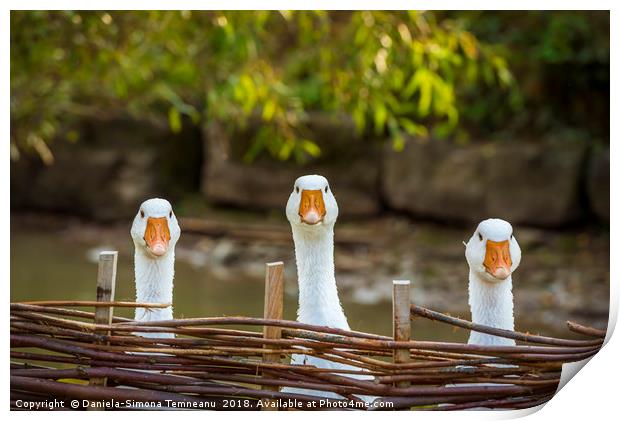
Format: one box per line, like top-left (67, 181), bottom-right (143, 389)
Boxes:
top-left (131, 198), bottom-right (181, 258)
top-left (286, 174), bottom-right (338, 230)
top-left (465, 218), bottom-right (521, 283)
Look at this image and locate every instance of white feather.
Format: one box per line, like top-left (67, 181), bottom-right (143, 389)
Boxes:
top-left (464, 218), bottom-right (521, 346)
top-left (282, 175), bottom-right (374, 402)
top-left (130, 198), bottom-right (181, 339)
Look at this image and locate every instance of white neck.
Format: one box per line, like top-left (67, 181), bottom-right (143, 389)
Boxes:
top-left (134, 248), bottom-right (175, 323)
top-left (291, 224), bottom-right (349, 330)
top-left (468, 270), bottom-right (515, 346)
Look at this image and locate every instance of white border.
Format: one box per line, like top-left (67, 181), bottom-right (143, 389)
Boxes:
top-left (4, 2), bottom-right (616, 419)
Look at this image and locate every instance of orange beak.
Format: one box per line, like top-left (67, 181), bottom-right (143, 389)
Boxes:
top-left (484, 240), bottom-right (512, 280)
top-left (299, 189), bottom-right (326, 225)
top-left (144, 217), bottom-right (171, 256)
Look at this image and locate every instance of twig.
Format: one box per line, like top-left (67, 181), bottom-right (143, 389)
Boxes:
top-left (411, 304), bottom-right (603, 347)
top-left (18, 301), bottom-right (171, 308)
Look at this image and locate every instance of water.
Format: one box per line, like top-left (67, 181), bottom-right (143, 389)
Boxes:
top-left (10, 229), bottom-right (466, 341)
top-left (10, 215), bottom-right (608, 341)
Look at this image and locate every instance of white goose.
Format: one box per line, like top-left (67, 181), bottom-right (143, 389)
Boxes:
top-left (282, 175), bottom-right (373, 401)
top-left (464, 218), bottom-right (521, 346)
top-left (130, 198), bottom-right (181, 339)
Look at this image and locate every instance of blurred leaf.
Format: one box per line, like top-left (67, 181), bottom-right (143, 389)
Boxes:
top-left (373, 105), bottom-right (388, 135)
top-left (262, 99), bottom-right (277, 121)
top-left (300, 139), bottom-right (321, 157)
top-left (13, 10), bottom-right (605, 164)
top-left (392, 133), bottom-right (405, 151)
top-left (168, 107), bottom-right (182, 133)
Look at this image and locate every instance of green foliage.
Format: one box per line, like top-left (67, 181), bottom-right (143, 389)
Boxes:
top-left (14, 11), bottom-right (605, 164)
top-left (10, 11), bottom-right (514, 163)
top-left (451, 11), bottom-right (609, 142)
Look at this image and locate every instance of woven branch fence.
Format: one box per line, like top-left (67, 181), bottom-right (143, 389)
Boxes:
top-left (10, 252), bottom-right (605, 411)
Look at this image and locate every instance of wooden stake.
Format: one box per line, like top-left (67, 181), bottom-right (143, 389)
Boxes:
top-left (392, 280), bottom-right (411, 388)
top-left (88, 251), bottom-right (118, 409)
top-left (261, 262), bottom-right (284, 411)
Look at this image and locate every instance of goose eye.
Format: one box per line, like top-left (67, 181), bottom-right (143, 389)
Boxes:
top-left (295, 186), bottom-right (300, 194)
top-left (478, 233), bottom-right (483, 241)
top-left (169, 211), bottom-right (173, 218)
top-left (140, 210), bottom-right (145, 218)
top-left (511, 234), bottom-right (514, 240)
top-left (325, 186), bottom-right (329, 193)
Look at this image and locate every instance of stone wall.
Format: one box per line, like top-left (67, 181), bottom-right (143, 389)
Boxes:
top-left (586, 147), bottom-right (610, 222)
top-left (10, 118), bottom-right (202, 221)
top-left (202, 116), bottom-right (381, 217)
top-left (203, 121), bottom-right (608, 227)
top-left (382, 137), bottom-right (590, 227)
top-left (11, 116), bottom-right (609, 226)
